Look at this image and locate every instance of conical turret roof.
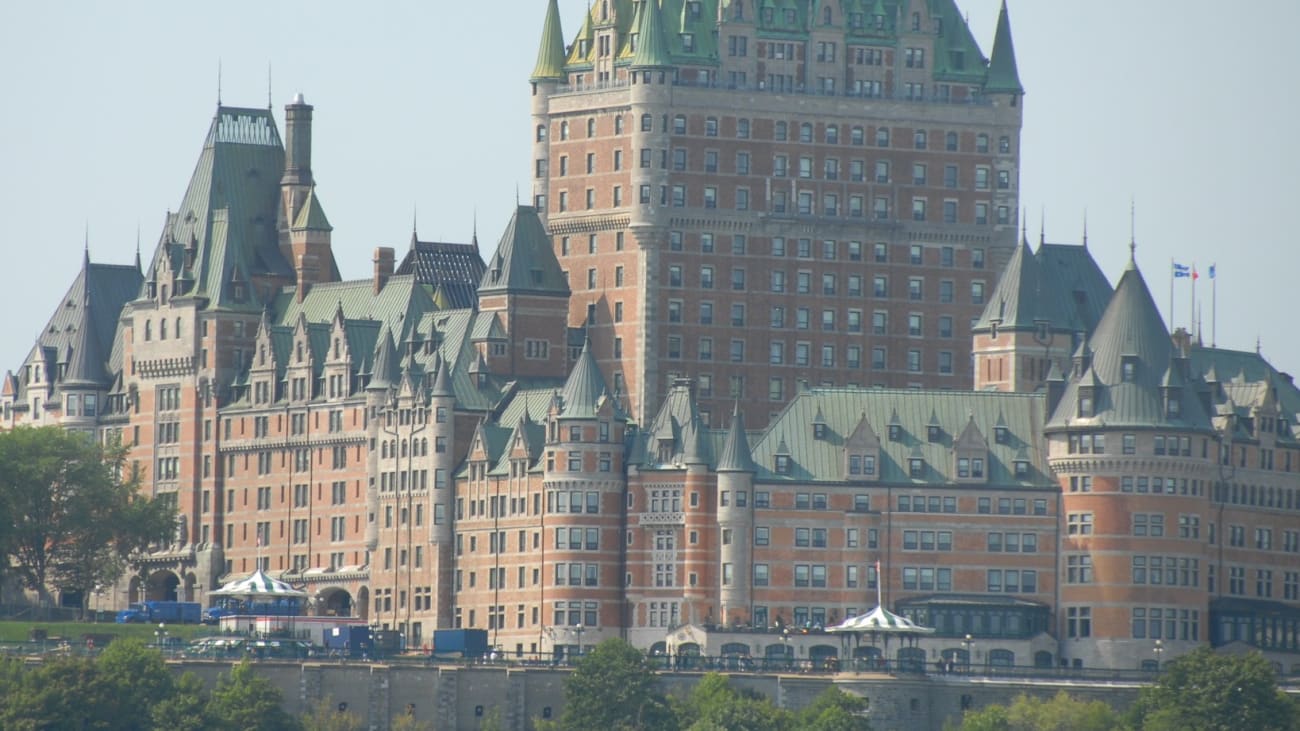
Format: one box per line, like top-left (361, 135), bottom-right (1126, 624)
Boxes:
top-left (717, 407), bottom-right (757, 473)
top-left (558, 339), bottom-right (623, 419)
top-left (985, 1), bottom-right (1023, 93)
top-left (368, 327), bottom-right (399, 391)
top-left (630, 0), bottom-right (674, 68)
top-left (531, 0), bottom-right (568, 81)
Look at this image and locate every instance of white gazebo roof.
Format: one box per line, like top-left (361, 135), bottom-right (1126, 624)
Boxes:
top-left (210, 568), bottom-right (307, 598)
top-left (828, 605), bottom-right (935, 635)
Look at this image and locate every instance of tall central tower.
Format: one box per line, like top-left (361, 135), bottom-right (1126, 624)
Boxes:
top-left (531, 0), bottom-right (1024, 425)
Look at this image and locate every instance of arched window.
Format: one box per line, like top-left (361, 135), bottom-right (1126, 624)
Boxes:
top-left (560, 121), bottom-right (569, 140)
top-left (823, 6), bottom-right (832, 24)
top-left (732, 0), bottom-right (744, 21)
top-left (587, 118), bottom-right (595, 137)
top-left (912, 11), bottom-right (921, 31)
top-left (536, 124), bottom-right (546, 142)
top-left (988, 649), bottom-right (1015, 667)
top-left (175, 318), bottom-right (182, 338)
top-left (160, 319), bottom-right (167, 340)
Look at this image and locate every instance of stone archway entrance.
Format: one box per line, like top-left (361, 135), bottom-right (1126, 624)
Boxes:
top-left (316, 588), bottom-right (354, 617)
top-left (146, 570), bottom-right (180, 601)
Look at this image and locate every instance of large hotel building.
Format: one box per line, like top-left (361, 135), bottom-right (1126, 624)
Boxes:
top-left (4, 0), bottom-right (1300, 674)
top-left (531, 0), bottom-right (1025, 424)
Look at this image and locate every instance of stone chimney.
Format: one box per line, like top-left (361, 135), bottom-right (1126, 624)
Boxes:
top-left (282, 94), bottom-right (313, 188)
top-left (296, 254), bottom-right (319, 303)
top-left (373, 247), bottom-right (395, 294)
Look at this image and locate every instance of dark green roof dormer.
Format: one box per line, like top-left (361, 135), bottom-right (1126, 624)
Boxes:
top-left (532, 0), bottom-right (568, 81)
top-left (985, 1), bottom-right (1023, 94)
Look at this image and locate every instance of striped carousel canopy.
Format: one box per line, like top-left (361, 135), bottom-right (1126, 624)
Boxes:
top-left (828, 605), bottom-right (935, 635)
top-left (210, 568), bottom-right (307, 598)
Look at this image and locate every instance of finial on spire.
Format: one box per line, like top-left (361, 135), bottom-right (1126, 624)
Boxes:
top-left (217, 59), bottom-right (222, 106)
top-left (267, 62), bottom-right (273, 109)
top-left (1039, 207), bottom-right (1045, 246)
top-left (1257, 335), bottom-right (1262, 355)
top-left (1020, 208), bottom-right (1027, 246)
top-left (1129, 198), bottom-right (1137, 261)
top-left (134, 223), bottom-right (142, 270)
top-left (472, 207), bottom-right (479, 248)
top-left (1082, 209), bottom-right (1088, 248)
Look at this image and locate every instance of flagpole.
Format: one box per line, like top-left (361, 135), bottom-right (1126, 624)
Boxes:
top-left (1190, 264), bottom-right (1196, 337)
top-left (1211, 264), bottom-right (1217, 347)
top-left (1169, 258), bottom-right (1175, 332)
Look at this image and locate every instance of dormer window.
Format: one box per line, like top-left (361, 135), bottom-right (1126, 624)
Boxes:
top-left (1167, 397), bottom-right (1181, 418)
top-left (927, 425), bottom-right (941, 442)
top-left (1078, 387), bottom-right (1095, 418)
top-left (1121, 356), bottom-right (1138, 382)
top-left (908, 458), bottom-right (924, 478)
top-left (888, 424), bottom-right (901, 441)
top-left (774, 454), bottom-right (792, 474)
top-left (813, 422), bottom-right (827, 440)
top-left (848, 454), bottom-right (876, 476)
top-left (1014, 460), bottom-right (1030, 478)
top-left (681, 33), bottom-right (695, 52)
top-left (994, 426), bottom-right (1009, 444)
top-left (956, 457), bottom-right (985, 479)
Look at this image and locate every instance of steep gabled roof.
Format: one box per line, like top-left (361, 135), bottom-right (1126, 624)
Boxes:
top-left (558, 339), bottom-right (624, 420)
top-left (147, 106), bottom-right (292, 312)
top-left (478, 206), bottom-right (569, 297)
top-left (974, 241), bottom-right (1113, 335)
top-left (395, 239), bottom-right (486, 310)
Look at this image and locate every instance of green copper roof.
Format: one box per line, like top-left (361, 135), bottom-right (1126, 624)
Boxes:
top-left (984, 0), bottom-right (1023, 93)
top-left (292, 186), bottom-right (332, 231)
top-left (716, 406), bottom-right (757, 473)
top-left (974, 241), bottom-right (1112, 335)
top-left (558, 338), bottom-right (623, 420)
top-left (751, 388), bottom-right (1050, 486)
top-left (630, 0), bottom-right (675, 68)
top-left (1048, 255), bottom-right (1213, 432)
top-left (478, 206), bottom-right (569, 297)
top-left (149, 106), bottom-right (292, 313)
top-left (532, 0), bottom-right (568, 81)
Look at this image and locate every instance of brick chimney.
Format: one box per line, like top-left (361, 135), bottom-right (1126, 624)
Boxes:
top-left (296, 254), bottom-right (319, 303)
top-left (373, 247), bottom-right (395, 294)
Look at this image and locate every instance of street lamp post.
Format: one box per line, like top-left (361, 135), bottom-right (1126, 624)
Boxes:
top-left (1153, 639), bottom-right (1164, 670)
top-left (962, 634), bottom-right (974, 673)
top-left (156, 623), bottom-right (168, 655)
top-left (574, 623), bottom-right (586, 657)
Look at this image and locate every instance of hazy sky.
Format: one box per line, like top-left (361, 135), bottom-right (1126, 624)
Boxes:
top-left (2, 1), bottom-right (1297, 379)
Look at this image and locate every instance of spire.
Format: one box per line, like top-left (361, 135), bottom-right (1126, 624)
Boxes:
top-left (368, 328), bottom-right (398, 391)
top-left (62, 295), bottom-right (108, 388)
top-left (558, 338), bottom-right (621, 419)
top-left (717, 406), bottom-right (757, 473)
top-left (531, 0), bottom-right (568, 81)
top-left (291, 185), bottom-right (332, 231)
top-left (985, 0), bottom-right (1023, 94)
top-left (431, 355), bottom-right (454, 397)
top-left (631, 0), bottom-right (674, 69)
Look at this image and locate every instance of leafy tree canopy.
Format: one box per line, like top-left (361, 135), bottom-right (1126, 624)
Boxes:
top-left (949, 691), bottom-right (1121, 731)
top-left (0, 426), bottom-right (173, 610)
top-left (206, 659), bottom-right (302, 731)
top-left (1130, 647), bottom-right (1300, 731)
top-left (555, 638), bottom-right (672, 730)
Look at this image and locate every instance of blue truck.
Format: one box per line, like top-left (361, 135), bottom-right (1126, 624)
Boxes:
top-left (116, 601), bottom-right (202, 624)
top-left (432, 629), bottom-right (489, 658)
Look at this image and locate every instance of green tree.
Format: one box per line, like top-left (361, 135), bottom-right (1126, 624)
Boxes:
top-left (555, 638), bottom-right (672, 730)
top-left (151, 672), bottom-right (214, 731)
top-left (1129, 647), bottom-right (1300, 731)
top-left (0, 426), bottom-right (172, 611)
top-left (206, 659), bottom-right (302, 731)
top-left (92, 640), bottom-right (176, 730)
top-left (674, 672), bottom-right (791, 731)
top-left (797, 686), bottom-right (871, 731)
top-left (949, 691), bottom-right (1122, 731)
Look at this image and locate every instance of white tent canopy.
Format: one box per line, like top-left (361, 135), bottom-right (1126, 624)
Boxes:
top-left (210, 568), bottom-right (307, 598)
top-left (828, 605), bottom-right (935, 635)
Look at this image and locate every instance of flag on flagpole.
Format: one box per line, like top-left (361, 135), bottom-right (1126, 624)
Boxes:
top-left (1172, 262), bottom-right (1191, 278)
top-left (1209, 264), bottom-right (1216, 279)
top-left (1192, 265), bottom-right (1199, 281)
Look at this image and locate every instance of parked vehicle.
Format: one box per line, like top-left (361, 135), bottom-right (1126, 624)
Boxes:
top-left (432, 629), bottom-right (488, 658)
top-left (115, 601), bottom-right (202, 624)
